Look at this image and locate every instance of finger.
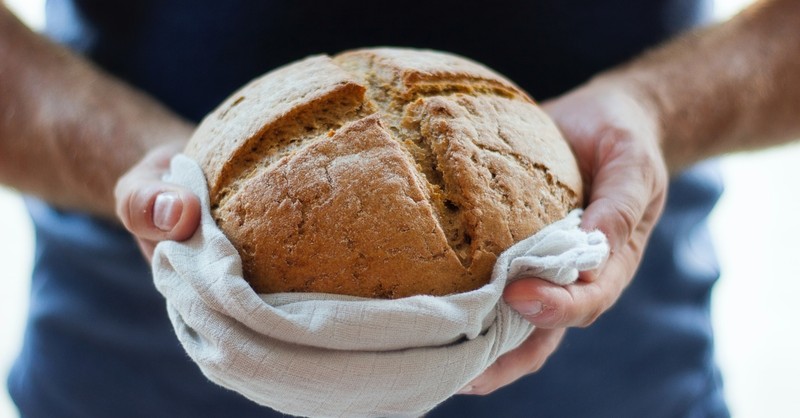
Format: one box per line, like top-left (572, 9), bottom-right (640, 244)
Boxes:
top-left (532, 88), bottom-right (668, 329)
top-left (114, 145), bottom-right (201, 243)
top-left (116, 182), bottom-right (201, 243)
top-left (582, 131), bottom-right (665, 254)
top-left (458, 328), bottom-right (566, 396)
top-left (503, 217), bottom-right (652, 329)
top-left (504, 265), bottom-right (623, 328)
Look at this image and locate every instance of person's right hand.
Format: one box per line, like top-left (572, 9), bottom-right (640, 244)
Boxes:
top-left (115, 142), bottom-right (201, 260)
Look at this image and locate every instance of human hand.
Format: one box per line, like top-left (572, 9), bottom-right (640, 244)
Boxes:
top-left (115, 142), bottom-right (201, 260)
top-left (460, 79), bottom-right (668, 395)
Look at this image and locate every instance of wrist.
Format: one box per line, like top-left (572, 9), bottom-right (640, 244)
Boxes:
top-left (587, 72), bottom-right (664, 144)
top-left (581, 70), bottom-right (685, 173)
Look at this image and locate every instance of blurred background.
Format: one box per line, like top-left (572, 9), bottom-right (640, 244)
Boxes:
top-left (1, 0), bottom-right (799, 416)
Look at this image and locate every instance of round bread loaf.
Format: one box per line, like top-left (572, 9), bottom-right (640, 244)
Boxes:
top-left (184, 47), bottom-right (583, 299)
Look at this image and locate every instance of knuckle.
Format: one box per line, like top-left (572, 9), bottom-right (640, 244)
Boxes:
top-left (579, 290), bottom-right (616, 328)
top-left (467, 360), bottom-right (509, 396)
top-left (551, 303), bottom-right (570, 326)
top-left (641, 154), bottom-right (668, 194)
top-left (470, 385), bottom-right (497, 396)
top-left (614, 199), bottom-right (639, 243)
top-left (539, 300), bottom-right (569, 327)
top-left (124, 186), bottom-right (161, 236)
top-left (527, 355), bottom-right (547, 374)
top-left (116, 186), bottom-right (142, 232)
top-left (113, 176), bottom-right (134, 217)
top-left (595, 127), bottom-right (630, 164)
top-left (580, 305), bottom-right (605, 327)
top-left (130, 191), bottom-right (151, 228)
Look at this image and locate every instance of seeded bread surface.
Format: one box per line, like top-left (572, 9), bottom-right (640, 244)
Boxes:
top-left (185, 47), bottom-right (583, 299)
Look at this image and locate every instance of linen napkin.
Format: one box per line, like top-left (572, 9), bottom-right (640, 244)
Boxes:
top-left (152, 154), bottom-right (608, 418)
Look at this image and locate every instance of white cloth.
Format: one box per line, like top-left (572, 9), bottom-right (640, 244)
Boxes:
top-left (152, 155), bottom-right (609, 418)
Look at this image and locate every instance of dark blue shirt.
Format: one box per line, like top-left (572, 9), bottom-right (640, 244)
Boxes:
top-left (8, 1), bottom-right (727, 417)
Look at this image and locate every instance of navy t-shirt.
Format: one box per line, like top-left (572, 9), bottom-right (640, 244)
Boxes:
top-left (8, 1), bottom-right (728, 417)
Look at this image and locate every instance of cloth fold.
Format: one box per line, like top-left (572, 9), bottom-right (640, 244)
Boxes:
top-left (152, 154), bottom-right (608, 418)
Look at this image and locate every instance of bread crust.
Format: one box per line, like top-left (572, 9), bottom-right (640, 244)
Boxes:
top-left (185, 48), bottom-right (582, 299)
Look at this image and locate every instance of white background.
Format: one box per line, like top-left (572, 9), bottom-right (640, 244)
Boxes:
top-left (1, 0), bottom-right (799, 417)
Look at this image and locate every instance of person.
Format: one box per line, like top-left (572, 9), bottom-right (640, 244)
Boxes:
top-left (1, 0), bottom-right (798, 417)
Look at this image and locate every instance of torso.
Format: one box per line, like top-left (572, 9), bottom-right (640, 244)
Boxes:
top-left (8, 1), bottom-right (727, 417)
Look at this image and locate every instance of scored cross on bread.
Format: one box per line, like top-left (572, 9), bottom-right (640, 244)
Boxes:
top-left (185, 47), bottom-right (582, 299)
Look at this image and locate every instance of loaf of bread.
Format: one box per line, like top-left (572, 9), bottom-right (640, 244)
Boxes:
top-left (184, 47), bottom-right (583, 299)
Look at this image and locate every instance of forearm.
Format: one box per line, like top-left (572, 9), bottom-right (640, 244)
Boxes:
top-left (592, 0), bottom-right (800, 172)
top-left (0, 6), bottom-right (193, 219)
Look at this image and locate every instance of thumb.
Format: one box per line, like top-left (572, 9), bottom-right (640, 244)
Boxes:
top-left (114, 144), bottom-right (201, 244)
top-left (116, 182), bottom-right (201, 243)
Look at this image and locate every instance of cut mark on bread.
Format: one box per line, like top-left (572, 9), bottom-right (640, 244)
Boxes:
top-left (402, 81), bottom-right (520, 102)
top-left (488, 99), bottom-right (580, 207)
top-left (406, 110), bottom-right (475, 268)
top-left (475, 140), bottom-right (579, 210)
top-left (211, 83), bottom-right (375, 211)
top-left (331, 55), bottom-right (521, 268)
top-left (217, 96), bottom-right (246, 120)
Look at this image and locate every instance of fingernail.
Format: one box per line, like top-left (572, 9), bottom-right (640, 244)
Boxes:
top-left (516, 300), bottom-right (544, 317)
top-left (456, 385), bottom-right (474, 395)
top-left (154, 192), bottom-right (182, 232)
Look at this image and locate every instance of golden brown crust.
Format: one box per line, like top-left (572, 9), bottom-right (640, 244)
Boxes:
top-left (184, 55), bottom-right (370, 208)
top-left (185, 47), bottom-right (583, 299)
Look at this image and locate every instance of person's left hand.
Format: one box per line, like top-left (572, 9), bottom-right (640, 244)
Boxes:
top-left (459, 78), bottom-right (668, 395)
